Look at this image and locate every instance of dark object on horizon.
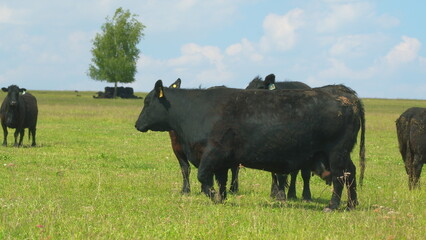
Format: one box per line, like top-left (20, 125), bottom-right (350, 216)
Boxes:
top-left (396, 107), bottom-right (426, 190)
top-left (1, 85), bottom-right (38, 147)
top-left (93, 87), bottom-right (142, 99)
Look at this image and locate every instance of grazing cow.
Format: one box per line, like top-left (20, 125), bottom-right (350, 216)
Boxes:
top-left (396, 107), bottom-right (426, 189)
top-left (136, 80), bottom-right (362, 211)
top-left (167, 79), bottom-right (239, 194)
top-left (246, 74), bottom-right (313, 201)
top-left (1, 85), bottom-right (38, 147)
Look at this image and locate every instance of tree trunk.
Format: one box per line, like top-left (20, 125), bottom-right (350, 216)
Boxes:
top-left (113, 82), bottom-right (118, 99)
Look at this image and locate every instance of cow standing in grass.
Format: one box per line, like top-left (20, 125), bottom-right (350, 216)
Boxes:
top-left (246, 74), bottom-right (366, 202)
top-left (1, 85), bottom-right (38, 147)
top-left (136, 80), bottom-right (362, 211)
top-left (396, 107), bottom-right (426, 189)
top-left (167, 79), bottom-right (240, 194)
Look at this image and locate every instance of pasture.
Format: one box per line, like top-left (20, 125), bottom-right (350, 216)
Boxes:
top-left (0, 90), bottom-right (425, 239)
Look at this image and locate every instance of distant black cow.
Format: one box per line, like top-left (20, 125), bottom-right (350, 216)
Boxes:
top-left (167, 79), bottom-right (239, 194)
top-left (1, 85), bottom-right (38, 147)
top-left (396, 107), bottom-right (426, 189)
top-left (246, 74), bottom-right (311, 90)
top-left (136, 80), bottom-right (362, 211)
top-left (246, 74), bottom-right (313, 201)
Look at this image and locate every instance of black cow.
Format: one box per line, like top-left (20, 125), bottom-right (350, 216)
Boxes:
top-left (136, 80), bottom-right (362, 211)
top-left (246, 74), bottom-right (311, 90)
top-left (396, 107), bottom-right (426, 189)
top-left (246, 74), bottom-right (313, 201)
top-left (247, 74), bottom-right (366, 201)
top-left (167, 79), bottom-right (239, 194)
top-left (1, 85), bottom-right (38, 147)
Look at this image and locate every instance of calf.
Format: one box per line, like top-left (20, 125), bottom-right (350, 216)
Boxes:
top-left (396, 107), bottom-right (426, 189)
top-left (1, 85), bottom-right (38, 147)
top-left (136, 80), bottom-right (362, 211)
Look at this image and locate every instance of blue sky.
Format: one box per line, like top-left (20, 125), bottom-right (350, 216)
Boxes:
top-left (1, 0), bottom-right (425, 99)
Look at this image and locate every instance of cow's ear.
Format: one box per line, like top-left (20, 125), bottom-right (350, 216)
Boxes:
top-left (1, 87), bottom-right (7, 92)
top-left (155, 80), bottom-right (165, 98)
top-left (264, 74), bottom-right (276, 90)
top-left (19, 88), bottom-right (26, 93)
top-left (169, 78), bottom-right (181, 89)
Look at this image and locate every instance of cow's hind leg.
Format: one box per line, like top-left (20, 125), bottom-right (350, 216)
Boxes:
top-left (324, 151), bottom-right (348, 211)
top-left (345, 160), bottom-right (358, 210)
top-left (229, 166), bottom-right (239, 194)
top-left (30, 127), bottom-right (36, 147)
top-left (411, 155), bottom-right (424, 189)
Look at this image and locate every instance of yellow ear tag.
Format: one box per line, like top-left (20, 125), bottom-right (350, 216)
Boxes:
top-left (159, 89), bottom-right (164, 98)
top-left (172, 84), bottom-right (177, 88)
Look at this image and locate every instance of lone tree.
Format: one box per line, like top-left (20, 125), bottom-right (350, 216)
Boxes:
top-left (88, 7), bottom-right (145, 98)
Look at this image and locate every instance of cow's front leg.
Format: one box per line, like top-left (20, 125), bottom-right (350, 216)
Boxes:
top-left (18, 128), bottom-right (25, 146)
top-left (287, 171), bottom-right (298, 199)
top-left (215, 168), bottom-right (228, 203)
top-left (229, 166), bottom-right (239, 194)
top-left (2, 124), bottom-right (7, 146)
top-left (301, 168), bottom-right (312, 201)
top-left (13, 129), bottom-right (19, 147)
top-left (177, 156), bottom-right (191, 194)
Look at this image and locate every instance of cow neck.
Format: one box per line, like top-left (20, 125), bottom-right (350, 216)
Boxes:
top-left (164, 88), bottom-right (223, 138)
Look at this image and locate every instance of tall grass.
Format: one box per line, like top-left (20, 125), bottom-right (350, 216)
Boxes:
top-left (0, 91), bottom-right (425, 239)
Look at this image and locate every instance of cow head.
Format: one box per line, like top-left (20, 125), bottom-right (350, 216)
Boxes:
top-left (245, 74), bottom-right (276, 90)
top-left (135, 80), bottom-right (173, 132)
top-left (2, 85), bottom-right (25, 107)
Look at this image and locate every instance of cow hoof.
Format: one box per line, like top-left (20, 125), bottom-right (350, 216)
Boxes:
top-left (323, 207), bottom-right (334, 213)
top-left (274, 191), bottom-right (286, 201)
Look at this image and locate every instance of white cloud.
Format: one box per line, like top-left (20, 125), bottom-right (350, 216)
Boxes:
top-left (329, 34), bottom-right (386, 57)
top-left (383, 36), bottom-right (421, 67)
top-left (0, 5), bottom-right (13, 23)
top-left (0, 5), bottom-right (28, 24)
top-left (316, 2), bottom-right (373, 33)
top-left (260, 9), bottom-right (304, 51)
top-left (225, 38), bottom-right (263, 62)
top-left (376, 14), bottom-right (400, 28)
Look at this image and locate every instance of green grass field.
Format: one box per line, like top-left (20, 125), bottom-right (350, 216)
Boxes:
top-left (0, 90), bottom-right (425, 239)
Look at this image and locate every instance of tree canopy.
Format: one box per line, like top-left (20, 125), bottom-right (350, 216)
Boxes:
top-left (88, 8), bottom-right (145, 97)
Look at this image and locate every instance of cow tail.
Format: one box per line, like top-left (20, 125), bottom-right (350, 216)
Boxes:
top-left (358, 100), bottom-right (366, 187)
top-left (28, 128), bottom-right (31, 142)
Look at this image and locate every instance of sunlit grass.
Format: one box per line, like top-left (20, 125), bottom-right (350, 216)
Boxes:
top-left (0, 92), bottom-right (425, 239)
